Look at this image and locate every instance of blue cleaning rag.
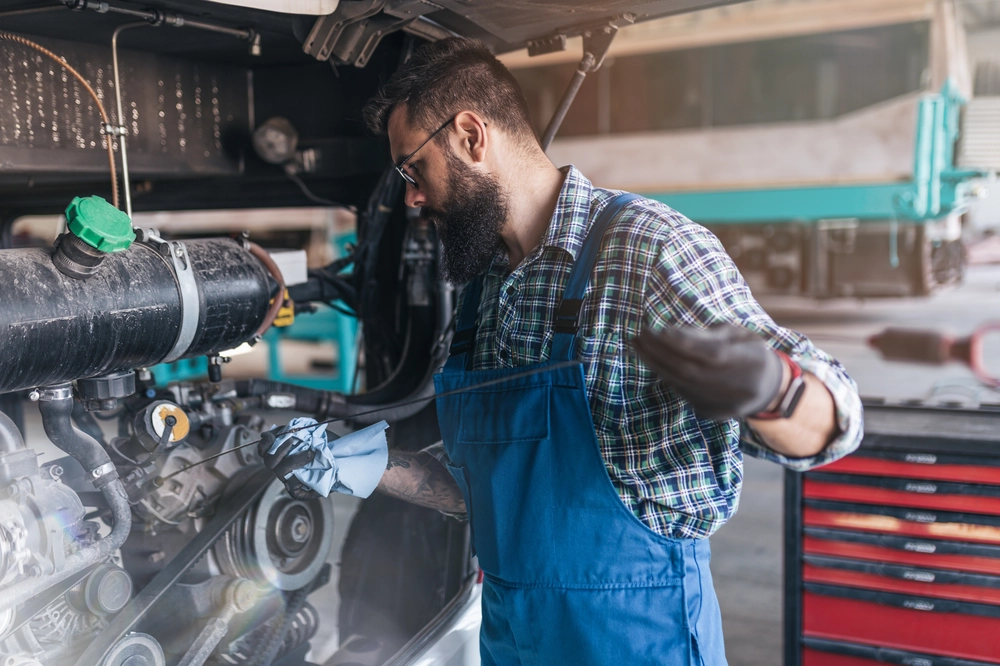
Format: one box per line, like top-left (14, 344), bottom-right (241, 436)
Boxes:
top-left (268, 417), bottom-right (389, 498)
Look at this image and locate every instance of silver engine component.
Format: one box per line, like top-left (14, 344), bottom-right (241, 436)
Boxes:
top-left (0, 380), bottom-right (336, 666)
top-left (0, 478), bottom-right (85, 586)
top-left (102, 633), bottom-right (166, 666)
top-left (214, 477), bottom-right (334, 590)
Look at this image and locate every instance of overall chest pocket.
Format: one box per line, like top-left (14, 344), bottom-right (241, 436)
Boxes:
top-left (456, 385), bottom-right (551, 444)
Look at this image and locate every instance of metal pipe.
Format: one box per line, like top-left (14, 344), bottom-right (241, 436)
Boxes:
top-left (0, 386), bottom-right (131, 614)
top-left (174, 17), bottom-right (254, 40)
top-left (111, 21), bottom-right (146, 219)
top-left (540, 52), bottom-right (595, 152)
top-left (0, 410), bottom-right (25, 455)
top-left (0, 6), bottom-right (64, 19)
top-left (65, 1), bottom-right (254, 40)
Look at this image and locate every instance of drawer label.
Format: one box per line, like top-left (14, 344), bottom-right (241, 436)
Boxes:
top-left (902, 570), bottom-right (936, 582)
top-left (904, 541), bottom-right (937, 553)
top-left (904, 482), bottom-right (938, 494)
top-left (902, 599), bottom-right (936, 611)
top-left (901, 659), bottom-right (932, 666)
top-left (904, 454), bottom-right (938, 464)
top-left (904, 511), bottom-right (937, 523)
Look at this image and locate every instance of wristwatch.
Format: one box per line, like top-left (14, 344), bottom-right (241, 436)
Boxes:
top-left (752, 351), bottom-right (806, 420)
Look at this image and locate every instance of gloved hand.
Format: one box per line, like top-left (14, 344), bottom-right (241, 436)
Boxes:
top-left (258, 427), bottom-right (321, 500)
top-left (630, 323), bottom-right (785, 421)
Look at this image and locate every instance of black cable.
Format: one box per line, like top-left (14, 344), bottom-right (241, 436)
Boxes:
top-left (285, 171), bottom-right (342, 208)
top-left (325, 302), bottom-right (357, 317)
top-left (155, 358), bottom-right (593, 485)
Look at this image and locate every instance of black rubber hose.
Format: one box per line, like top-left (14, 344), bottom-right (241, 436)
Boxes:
top-left (235, 363), bottom-right (438, 427)
top-left (0, 408), bottom-right (25, 454)
top-left (71, 401), bottom-right (107, 447)
top-left (0, 388), bottom-right (131, 614)
top-left (39, 394), bottom-right (116, 484)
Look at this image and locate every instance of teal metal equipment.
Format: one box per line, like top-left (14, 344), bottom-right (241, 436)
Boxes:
top-left (646, 81), bottom-right (985, 224)
top-left (151, 357), bottom-right (209, 384)
top-left (265, 232), bottom-right (358, 393)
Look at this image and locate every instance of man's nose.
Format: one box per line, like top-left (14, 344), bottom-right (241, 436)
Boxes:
top-left (404, 184), bottom-right (426, 208)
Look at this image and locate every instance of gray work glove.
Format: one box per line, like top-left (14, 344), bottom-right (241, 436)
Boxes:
top-left (630, 323), bottom-right (785, 421)
top-left (258, 427), bottom-right (321, 501)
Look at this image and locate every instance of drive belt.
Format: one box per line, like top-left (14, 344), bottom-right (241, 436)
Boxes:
top-left (74, 467), bottom-right (274, 666)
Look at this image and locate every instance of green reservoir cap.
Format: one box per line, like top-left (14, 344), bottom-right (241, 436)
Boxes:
top-left (65, 196), bottom-right (135, 253)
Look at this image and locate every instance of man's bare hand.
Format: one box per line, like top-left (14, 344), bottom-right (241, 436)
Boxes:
top-left (377, 449), bottom-right (466, 514)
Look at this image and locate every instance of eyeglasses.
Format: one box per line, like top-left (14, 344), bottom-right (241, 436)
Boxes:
top-left (394, 116), bottom-right (456, 189)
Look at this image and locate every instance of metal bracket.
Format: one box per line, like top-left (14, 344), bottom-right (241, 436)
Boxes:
top-left (526, 14), bottom-right (632, 67)
top-left (302, 0), bottom-right (385, 62)
top-left (581, 20), bottom-right (622, 71)
top-left (162, 241), bottom-right (200, 364)
top-left (335, 14), bottom-right (415, 68)
top-left (527, 34), bottom-right (567, 57)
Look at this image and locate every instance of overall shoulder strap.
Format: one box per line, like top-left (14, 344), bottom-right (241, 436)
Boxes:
top-left (443, 275), bottom-right (484, 371)
top-left (550, 193), bottom-right (641, 362)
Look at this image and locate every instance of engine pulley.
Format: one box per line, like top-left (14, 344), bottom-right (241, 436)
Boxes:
top-left (213, 477), bottom-right (333, 591)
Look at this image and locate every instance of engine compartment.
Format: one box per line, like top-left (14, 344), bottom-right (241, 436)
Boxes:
top-left (0, 387), bottom-right (329, 665)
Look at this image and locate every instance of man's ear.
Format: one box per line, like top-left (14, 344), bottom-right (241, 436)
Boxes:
top-left (453, 110), bottom-right (488, 164)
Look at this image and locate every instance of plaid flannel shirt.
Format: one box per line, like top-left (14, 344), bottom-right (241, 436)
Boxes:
top-left (459, 166), bottom-right (863, 539)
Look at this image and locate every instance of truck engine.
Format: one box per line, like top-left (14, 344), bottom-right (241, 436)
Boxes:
top-left (0, 191), bottom-right (347, 665)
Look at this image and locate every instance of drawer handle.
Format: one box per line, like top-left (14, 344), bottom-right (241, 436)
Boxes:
top-left (904, 482), bottom-right (938, 494)
top-left (901, 569), bottom-right (936, 583)
top-left (904, 511), bottom-right (938, 523)
top-left (901, 598), bottom-right (936, 611)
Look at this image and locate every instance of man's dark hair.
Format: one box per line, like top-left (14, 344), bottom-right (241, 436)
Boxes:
top-left (364, 38), bottom-right (535, 144)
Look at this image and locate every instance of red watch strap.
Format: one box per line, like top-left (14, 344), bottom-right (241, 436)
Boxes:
top-left (752, 351), bottom-right (805, 420)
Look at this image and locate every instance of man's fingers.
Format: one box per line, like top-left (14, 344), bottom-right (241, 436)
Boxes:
top-left (272, 449), bottom-right (315, 480)
top-left (263, 437), bottom-right (300, 470)
top-left (285, 477), bottom-right (322, 501)
top-left (630, 334), bottom-right (708, 383)
top-left (633, 326), bottom-right (728, 365)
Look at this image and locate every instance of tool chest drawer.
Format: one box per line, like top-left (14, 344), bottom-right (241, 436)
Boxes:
top-left (802, 637), bottom-right (1000, 666)
top-left (803, 527), bottom-right (1000, 575)
top-left (802, 554), bottom-right (1000, 604)
top-left (803, 586), bottom-right (1000, 663)
top-left (822, 453), bottom-right (1000, 486)
top-left (804, 472), bottom-right (1000, 515)
top-left (785, 401), bottom-right (1000, 666)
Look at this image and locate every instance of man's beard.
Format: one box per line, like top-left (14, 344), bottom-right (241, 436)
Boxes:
top-left (422, 152), bottom-right (508, 285)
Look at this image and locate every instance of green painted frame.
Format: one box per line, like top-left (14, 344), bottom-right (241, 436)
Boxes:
top-left (644, 81), bottom-right (985, 225)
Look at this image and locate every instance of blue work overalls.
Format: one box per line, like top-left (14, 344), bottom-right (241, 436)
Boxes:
top-left (434, 194), bottom-right (728, 666)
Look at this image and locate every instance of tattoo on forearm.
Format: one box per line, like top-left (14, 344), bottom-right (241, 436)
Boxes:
top-left (378, 450), bottom-right (466, 514)
top-left (386, 451), bottom-right (411, 470)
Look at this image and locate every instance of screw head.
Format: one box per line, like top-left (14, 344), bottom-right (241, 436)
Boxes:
top-left (27, 391), bottom-right (40, 402)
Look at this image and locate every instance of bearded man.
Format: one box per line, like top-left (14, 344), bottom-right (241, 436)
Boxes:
top-left (264, 38), bottom-right (864, 666)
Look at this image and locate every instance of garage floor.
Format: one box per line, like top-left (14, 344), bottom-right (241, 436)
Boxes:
top-left (711, 263), bottom-right (1000, 666)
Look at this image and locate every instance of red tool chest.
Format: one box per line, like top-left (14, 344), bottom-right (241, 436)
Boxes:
top-left (785, 400), bottom-right (1000, 666)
